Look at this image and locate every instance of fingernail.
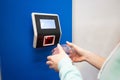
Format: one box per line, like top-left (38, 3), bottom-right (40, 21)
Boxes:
top-left (66, 41), bottom-right (70, 43)
top-left (57, 43), bottom-right (60, 46)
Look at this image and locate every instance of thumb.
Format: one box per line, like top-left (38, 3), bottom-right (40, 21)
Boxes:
top-left (66, 41), bottom-right (74, 48)
top-left (57, 44), bottom-right (65, 53)
top-left (57, 44), bottom-right (63, 50)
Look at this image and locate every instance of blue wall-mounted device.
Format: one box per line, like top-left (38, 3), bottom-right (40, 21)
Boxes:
top-left (31, 13), bottom-right (62, 48)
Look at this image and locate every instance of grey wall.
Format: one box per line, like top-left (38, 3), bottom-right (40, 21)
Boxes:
top-left (72, 0), bottom-right (120, 80)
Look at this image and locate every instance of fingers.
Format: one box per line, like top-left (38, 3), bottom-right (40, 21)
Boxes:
top-left (55, 44), bottom-right (65, 54)
top-left (52, 47), bottom-right (59, 55)
top-left (51, 44), bottom-right (64, 55)
top-left (46, 61), bottom-right (53, 65)
top-left (46, 61), bottom-right (54, 69)
top-left (66, 41), bottom-right (74, 48)
top-left (46, 55), bottom-right (58, 71)
top-left (47, 56), bottom-right (52, 61)
top-left (51, 47), bottom-right (58, 53)
top-left (46, 56), bottom-right (54, 68)
top-left (57, 44), bottom-right (64, 51)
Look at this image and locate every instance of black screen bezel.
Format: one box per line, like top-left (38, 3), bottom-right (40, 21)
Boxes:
top-left (34, 14), bottom-right (60, 35)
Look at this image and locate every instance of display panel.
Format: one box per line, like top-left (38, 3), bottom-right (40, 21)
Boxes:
top-left (40, 19), bottom-right (56, 29)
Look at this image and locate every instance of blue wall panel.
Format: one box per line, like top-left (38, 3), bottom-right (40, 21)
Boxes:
top-left (0, 0), bottom-right (72, 80)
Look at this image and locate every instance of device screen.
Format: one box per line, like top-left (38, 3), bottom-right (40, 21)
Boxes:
top-left (40, 19), bottom-right (56, 29)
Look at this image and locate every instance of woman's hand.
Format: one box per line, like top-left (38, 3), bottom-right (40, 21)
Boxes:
top-left (67, 41), bottom-right (105, 69)
top-left (66, 41), bottom-right (88, 62)
top-left (46, 44), bottom-right (68, 71)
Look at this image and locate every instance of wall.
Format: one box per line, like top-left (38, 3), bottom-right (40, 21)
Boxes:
top-left (73, 0), bottom-right (120, 80)
top-left (0, 0), bottom-right (72, 80)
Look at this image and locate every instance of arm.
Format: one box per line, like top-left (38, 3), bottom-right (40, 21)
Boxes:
top-left (84, 51), bottom-right (105, 69)
top-left (67, 41), bottom-right (106, 69)
top-left (46, 44), bottom-right (83, 80)
top-left (58, 56), bottom-right (83, 80)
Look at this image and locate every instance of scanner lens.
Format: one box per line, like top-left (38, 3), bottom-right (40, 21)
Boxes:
top-left (45, 36), bottom-right (54, 44)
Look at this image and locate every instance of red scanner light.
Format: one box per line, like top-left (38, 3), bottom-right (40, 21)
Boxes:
top-left (45, 36), bottom-right (54, 44)
top-left (43, 35), bottom-right (55, 46)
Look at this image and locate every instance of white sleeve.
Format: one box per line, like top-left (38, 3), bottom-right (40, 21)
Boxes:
top-left (58, 56), bottom-right (83, 80)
